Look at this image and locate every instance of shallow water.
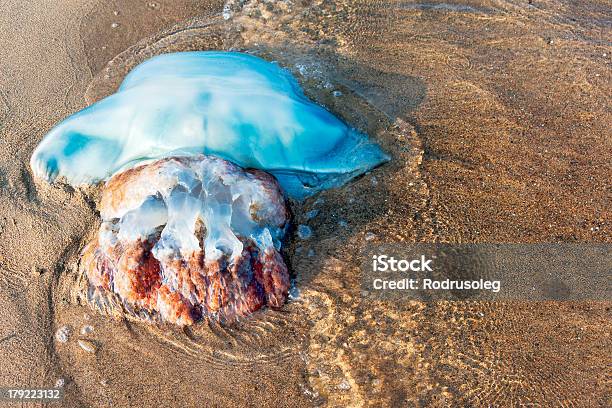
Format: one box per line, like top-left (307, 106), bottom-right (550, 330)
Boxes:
top-left (1, 0), bottom-right (609, 407)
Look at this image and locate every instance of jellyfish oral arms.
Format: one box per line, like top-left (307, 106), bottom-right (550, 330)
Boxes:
top-left (81, 156), bottom-right (290, 325)
top-left (30, 51), bottom-right (389, 198)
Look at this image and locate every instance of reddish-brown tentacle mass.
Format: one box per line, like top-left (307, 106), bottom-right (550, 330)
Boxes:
top-left (81, 155), bottom-right (290, 326)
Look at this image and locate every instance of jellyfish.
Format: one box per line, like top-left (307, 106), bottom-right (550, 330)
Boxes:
top-left (31, 52), bottom-right (390, 325)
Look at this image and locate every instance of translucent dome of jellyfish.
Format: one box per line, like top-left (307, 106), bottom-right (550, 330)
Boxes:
top-left (30, 51), bottom-right (389, 199)
top-left (81, 155), bottom-right (290, 325)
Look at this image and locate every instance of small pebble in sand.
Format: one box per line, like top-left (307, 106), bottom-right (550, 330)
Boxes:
top-left (337, 379), bottom-right (351, 390)
top-left (332, 90), bottom-right (343, 97)
top-left (55, 378), bottom-right (65, 388)
top-left (365, 232), bottom-right (376, 241)
top-left (111, 22), bottom-right (119, 28)
top-left (297, 225), bottom-right (312, 240)
top-left (78, 339), bottom-right (96, 353)
top-left (113, 11), bottom-right (119, 16)
top-left (55, 326), bottom-right (71, 343)
top-left (147, 2), bottom-right (159, 10)
top-left (80, 325), bottom-right (94, 335)
top-left (222, 5), bottom-right (232, 20)
top-left (288, 284), bottom-right (300, 300)
top-left (305, 209), bottom-right (319, 220)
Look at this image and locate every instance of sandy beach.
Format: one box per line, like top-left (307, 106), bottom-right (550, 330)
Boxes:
top-left (0, 0), bottom-right (610, 406)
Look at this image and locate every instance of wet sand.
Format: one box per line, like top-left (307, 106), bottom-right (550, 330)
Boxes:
top-left (0, 0), bottom-right (610, 407)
